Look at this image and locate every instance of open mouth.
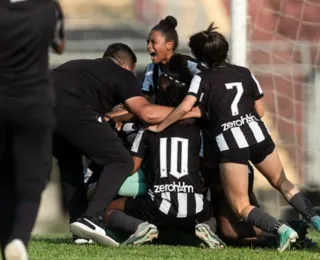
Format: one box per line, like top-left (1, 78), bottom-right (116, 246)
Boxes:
top-left (149, 52), bottom-right (156, 57)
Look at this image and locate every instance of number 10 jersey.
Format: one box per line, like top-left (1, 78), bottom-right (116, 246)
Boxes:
top-left (131, 123), bottom-right (208, 219)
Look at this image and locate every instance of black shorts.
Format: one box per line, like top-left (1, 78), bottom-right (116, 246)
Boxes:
top-left (220, 135), bottom-right (275, 165)
top-left (124, 195), bottom-right (212, 230)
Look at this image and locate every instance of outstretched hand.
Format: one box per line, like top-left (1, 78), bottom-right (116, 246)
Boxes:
top-left (145, 124), bottom-right (162, 133)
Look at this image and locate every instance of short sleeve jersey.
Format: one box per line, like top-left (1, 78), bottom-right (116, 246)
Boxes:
top-left (187, 64), bottom-right (268, 150)
top-left (53, 58), bottom-right (142, 114)
top-left (130, 123), bottom-right (206, 218)
top-left (141, 54), bottom-right (205, 96)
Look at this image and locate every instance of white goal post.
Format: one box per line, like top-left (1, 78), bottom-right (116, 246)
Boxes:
top-left (230, 0), bottom-right (248, 67)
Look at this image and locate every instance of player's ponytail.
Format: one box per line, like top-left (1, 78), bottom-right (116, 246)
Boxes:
top-left (189, 22), bottom-right (229, 68)
top-left (152, 16), bottom-right (179, 50)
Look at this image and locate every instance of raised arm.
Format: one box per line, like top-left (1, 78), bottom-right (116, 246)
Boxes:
top-left (146, 73), bottom-right (203, 132)
top-left (125, 96), bottom-right (201, 125)
top-left (147, 95), bottom-right (198, 132)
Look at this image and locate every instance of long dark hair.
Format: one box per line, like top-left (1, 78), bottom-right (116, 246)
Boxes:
top-left (188, 23), bottom-right (229, 68)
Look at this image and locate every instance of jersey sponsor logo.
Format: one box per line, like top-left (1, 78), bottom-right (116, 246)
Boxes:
top-left (154, 181), bottom-right (194, 193)
top-left (221, 113), bottom-right (259, 131)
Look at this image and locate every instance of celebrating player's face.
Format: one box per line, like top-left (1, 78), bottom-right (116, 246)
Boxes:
top-left (147, 30), bottom-right (174, 64)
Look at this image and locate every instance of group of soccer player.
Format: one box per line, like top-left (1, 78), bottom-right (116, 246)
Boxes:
top-left (1, 1), bottom-right (320, 259)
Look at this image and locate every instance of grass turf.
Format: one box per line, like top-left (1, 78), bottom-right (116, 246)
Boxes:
top-left (28, 232), bottom-right (320, 260)
top-left (29, 235), bottom-right (320, 260)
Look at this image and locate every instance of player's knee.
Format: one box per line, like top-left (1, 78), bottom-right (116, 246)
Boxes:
top-left (99, 147), bottom-right (133, 172)
top-left (233, 203), bottom-right (251, 219)
top-left (115, 150), bottom-right (133, 173)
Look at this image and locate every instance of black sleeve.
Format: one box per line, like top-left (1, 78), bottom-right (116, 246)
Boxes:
top-left (130, 129), bottom-right (146, 159)
top-left (51, 0), bottom-right (65, 51)
top-left (187, 74), bottom-right (204, 101)
top-left (117, 71), bottom-right (142, 103)
top-left (249, 71), bottom-right (264, 100)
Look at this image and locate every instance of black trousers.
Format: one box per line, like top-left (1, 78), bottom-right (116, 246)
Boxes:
top-left (0, 91), bottom-right (54, 255)
top-left (53, 106), bottom-right (133, 222)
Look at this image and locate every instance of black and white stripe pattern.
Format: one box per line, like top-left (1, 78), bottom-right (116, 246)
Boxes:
top-left (130, 124), bottom-right (206, 219)
top-left (216, 121), bottom-right (269, 151)
top-left (149, 189), bottom-right (204, 218)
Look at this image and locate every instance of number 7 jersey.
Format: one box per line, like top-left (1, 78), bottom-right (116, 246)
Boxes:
top-left (188, 64), bottom-right (270, 151)
top-left (131, 123), bottom-right (207, 218)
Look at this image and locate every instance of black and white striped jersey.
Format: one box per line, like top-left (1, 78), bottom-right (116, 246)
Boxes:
top-left (141, 54), bottom-right (205, 96)
top-left (188, 64), bottom-right (269, 151)
top-left (131, 123), bottom-right (206, 218)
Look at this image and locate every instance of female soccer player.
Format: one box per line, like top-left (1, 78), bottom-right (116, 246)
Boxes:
top-left (141, 15), bottom-right (203, 98)
top-left (147, 23), bottom-right (320, 252)
top-left (107, 15), bottom-right (204, 123)
top-left (104, 54), bottom-right (224, 249)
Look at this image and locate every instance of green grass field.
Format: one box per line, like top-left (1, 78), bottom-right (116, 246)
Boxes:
top-left (28, 232), bottom-right (320, 260)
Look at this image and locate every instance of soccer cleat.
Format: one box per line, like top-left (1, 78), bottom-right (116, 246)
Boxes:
top-left (277, 224), bottom-right (299, 252)
top-left (70, 215), bottom-right (119, 247)
top-left (4, 239), bottom-right (28, 260)
top-left (123, 222), bottom-right (159, 246)
top-left (195, 223), bottom-right (226, 249)
top-left (72, 235), bottom-right (94, 245)
top-left (310, 215), bottom-right (320, 232)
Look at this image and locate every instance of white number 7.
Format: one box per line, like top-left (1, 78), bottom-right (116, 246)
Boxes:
top-left (225, 82), bottom-right (244, 116)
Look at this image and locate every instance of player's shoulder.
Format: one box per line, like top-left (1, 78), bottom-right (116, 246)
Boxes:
top-left (99, 58), bottom-right (137, 79)
top-left (53, 59), bottom-right (90, 71)
top-left (193, 69), bottom-right (212, 81)
top-left (180, 54), bottom-right (207, 74)
top-left (226, 64), bottom-right (252, 78)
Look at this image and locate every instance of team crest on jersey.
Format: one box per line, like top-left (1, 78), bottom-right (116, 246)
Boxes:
top-left (221, 113), bottom-right (259, 131)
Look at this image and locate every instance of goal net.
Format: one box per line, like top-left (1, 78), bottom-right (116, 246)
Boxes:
top-left (245, 0), bottom-right (320, 218)
top-left (136, 0), bottom-right (320, 219)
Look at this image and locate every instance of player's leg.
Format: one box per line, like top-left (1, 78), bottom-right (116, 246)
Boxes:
top-left (7, 102), bottom-right (54, 247)
top-left (105, 196), bottom-right (159, 246)
top-left (0, 131), bottom-right (16, 258)
top-left (187, 196), bottom-right (225, 249)
top-left (53, 134), bottom-right (92, 244)
top-left (254, 145), bottom-right (320, 232)
top-left (218, 191), bottom-right (277, 247)
top-left (58, 112), bottom-right (133, 245)
top-left (219, 160), bottom-right (297, 252)
top-left (218, 164), bottom-right (277, 247)
top-left (53, 134), bottom-right (87, 223)
top-left (87, 170), bottom-right (146, 200)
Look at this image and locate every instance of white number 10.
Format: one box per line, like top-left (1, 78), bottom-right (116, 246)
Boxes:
top-left (225, 82), bottom-right (244, 116)
top-left (159, 137), bottom-right (189, 179)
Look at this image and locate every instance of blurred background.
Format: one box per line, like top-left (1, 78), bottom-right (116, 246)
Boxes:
top-left (35, 0), bottom-right (320, 234)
